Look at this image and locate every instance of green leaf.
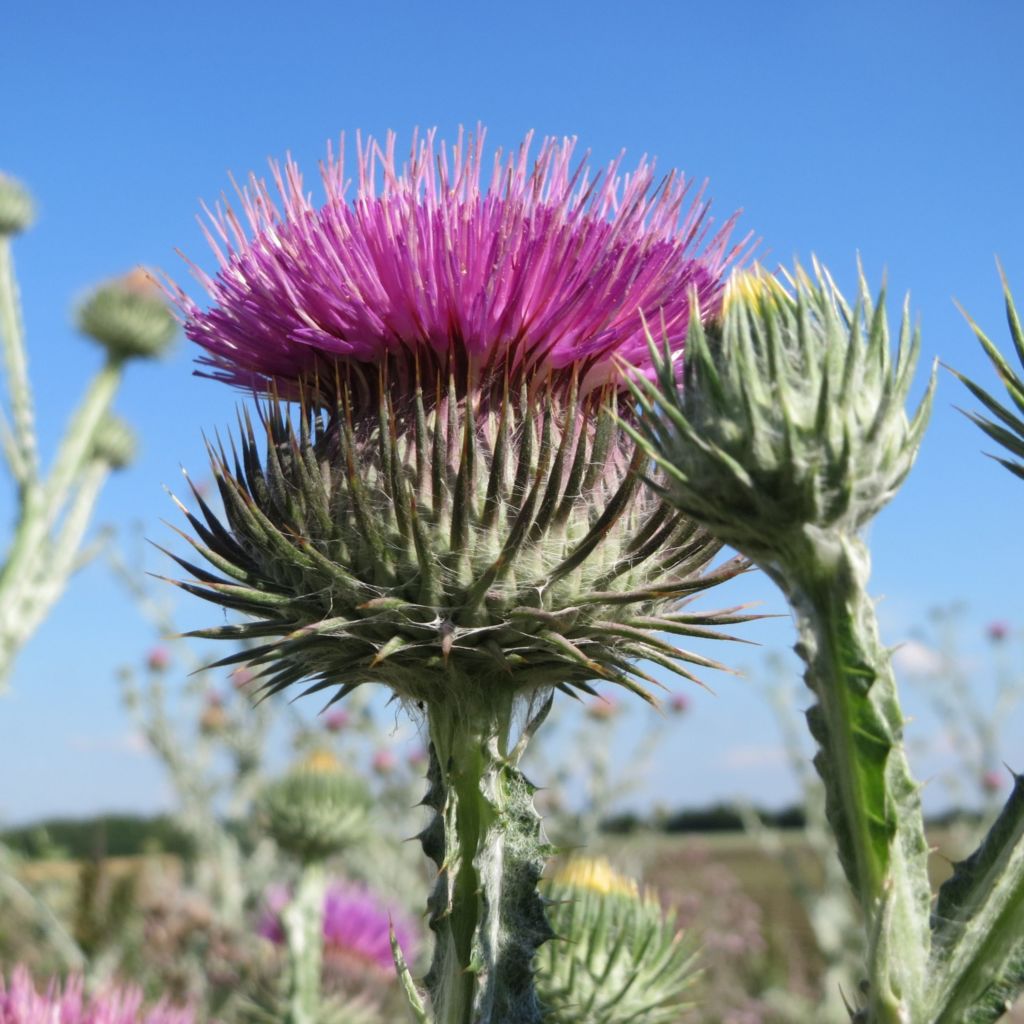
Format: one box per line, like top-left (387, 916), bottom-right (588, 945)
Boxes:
top-left (927, 773), bottom-right (1024, 1023)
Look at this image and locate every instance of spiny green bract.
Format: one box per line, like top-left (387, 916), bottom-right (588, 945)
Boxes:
top-left (536, 858), bottom-right (698, 1024)
top-left (257, 753), bottom-right (370, 862)
top-left (951, 268), bottom-right (1024, 482)
top-left (625, 261), bottom-right (935, 565)
top-left (167, 369), bottom-right (752, 710)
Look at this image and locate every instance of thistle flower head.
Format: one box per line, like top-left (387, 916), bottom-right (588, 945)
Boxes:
top-left (537, 858), bottom-right (698, 1023)
top-left (258, 880), bottom-right (418, 971)
top-left (167, 130), bottom-right (757, 714)
top-left (0, 967), bottom-right (194, 1024)
top-left (171, 128), bottom-right (744, 408)
top-left (627, 260), bottom-right (936, 566)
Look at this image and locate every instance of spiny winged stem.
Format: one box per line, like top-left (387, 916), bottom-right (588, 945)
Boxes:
top-left (420, 689), bottom-right (554, 1024)
top-left (769, 530), bottom-right (931, 1023)
top-left (282, 859), bottom-right (327, 1024)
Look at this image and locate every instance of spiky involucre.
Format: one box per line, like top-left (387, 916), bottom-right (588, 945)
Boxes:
top-left (165, 366), bottom-right (751, 709)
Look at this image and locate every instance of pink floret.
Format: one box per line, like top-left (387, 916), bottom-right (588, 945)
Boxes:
top-left (0, 967), bottom-right (195, 1024)
top-left (171, 128), bottom-right (746, 403)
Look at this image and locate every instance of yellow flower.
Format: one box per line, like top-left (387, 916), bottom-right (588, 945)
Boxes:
top-left (551, 858), bottom-right (639, 900)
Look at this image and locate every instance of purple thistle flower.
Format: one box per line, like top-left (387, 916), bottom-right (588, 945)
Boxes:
top-left (0, 967), bottom-right (195, 1024)
top-left (258, 881), bottom-right (418, 972)
top-left (170, 128), bottom-right (745, 405)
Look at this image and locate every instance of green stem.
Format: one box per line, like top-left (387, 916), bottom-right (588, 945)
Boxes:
top-left (283, 858), bottom-right (326, 1024)
top-left (0, 360), bottom-right (121, 682)
top-left (0, 237), bottom-right (37, 480)
top-left (769, 529), bottom-right (932, 1023)
top-left (421, 689), bottom-right (553, 1024)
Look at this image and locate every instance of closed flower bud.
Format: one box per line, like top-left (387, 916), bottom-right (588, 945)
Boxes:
top-left (78, 269), bottom-right (176, 362)
top-left (198, 691), bottom-right (227, 735)
top-left (0, 174), bottom-right (35, 235)
top-left (90, 412), bottom-right (137, 469)
top-left (628, 261), bottom-right (935, 567)
top-left (258, 752), bottom-right (369, 862)
top-left (537, 858), bottom-right (698, 1023)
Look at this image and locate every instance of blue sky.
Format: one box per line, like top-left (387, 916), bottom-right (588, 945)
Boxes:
top-left (1, 0), bottom-right (1023, 824)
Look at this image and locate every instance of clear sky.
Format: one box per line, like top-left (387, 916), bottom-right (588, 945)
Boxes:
top-left (1, 0), bottom-right (1023, 824)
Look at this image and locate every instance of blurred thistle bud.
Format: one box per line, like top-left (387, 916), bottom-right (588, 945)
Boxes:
top-left (90, 412), bottom-right (137, 469)
top-left (537, 858), bottom-right (698, 1023)
top-left (586, 694), bottom-right (619, 721)
top-left (0, 173), bottom-right (35, 235)
top-left (627, 261), bottom-right (935, 568)
top-left (198, 691), bottom-right (227, 735)
top-left (146, 646), bottom-right (170, 672)
top-left (77, 268), bottom-right (176, 362)
top-left (258, 750), bottom-right (369, 862)
top-left (371, 748), bottom-right (396, 776)
top-left (982, 769), bottom-right (1004, 795)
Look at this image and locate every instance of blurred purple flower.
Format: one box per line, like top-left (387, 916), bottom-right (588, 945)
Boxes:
top-left (669, 692), bottom-right (691, 715)
top-left (171, 128), bottom-right (744, 405)
top-left (146, 647), bottom-right (170, 672)
top-left (371, 748), bottom-right (397, 776)
top-left (230, 666), bottom-right (255, 690)
top-left (322, 708), bottom-right (351, 733)
top-left (986, 620), bottom-right (1010, 642)
top-left (258, 881), bottom-right (418, 971)
top-left (0, 967), bottom-right (194, 1024)
top-left (982, 769), bottom-right (1004, 794)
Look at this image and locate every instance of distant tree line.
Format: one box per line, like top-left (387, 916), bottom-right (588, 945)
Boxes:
top-left (1, 814), bottom-right (193, 860)
top-left (2, 805), bottom-right (989, 858)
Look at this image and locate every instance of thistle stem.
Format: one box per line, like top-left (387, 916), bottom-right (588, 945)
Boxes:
top-left (0, 237), bottom-right (37, 480)
top-left (283, 858), bottom-right (326, 1024)
top-left (769, 530), bottom-right (932, 1023)
top-left (421, 690), bottom-right (553, 1024)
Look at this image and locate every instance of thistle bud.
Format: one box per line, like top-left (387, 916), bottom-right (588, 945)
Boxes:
top-left (258, 751), bottom-right (369, 862)
top-left (0, 174), bottom-right (35, 235)
top-left (90, 412), bottom-right (137, 469)
top-left (629, 261), bottom-right (935, 567)
top-left (537, 858), bottom-right (698, 1023)
top-left (77, 269), bottom-right (176, 361)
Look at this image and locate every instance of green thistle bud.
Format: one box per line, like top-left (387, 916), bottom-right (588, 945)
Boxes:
top-left (77, 269), bottom-right (176, 361)
top-left (537, 858), bottom-right (698, 1023)
top-left (90, 413), bottom-right (137, 469)
top-left (628, 262), bottom-right (935, 568)
top-left (258, 750), bottom-right (369, 862)
top-left (0, 173), bottom-right (35, 235)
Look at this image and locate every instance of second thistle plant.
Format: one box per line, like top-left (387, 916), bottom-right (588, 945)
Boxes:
top-left (626, 262), bottom-right (936, 1023)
